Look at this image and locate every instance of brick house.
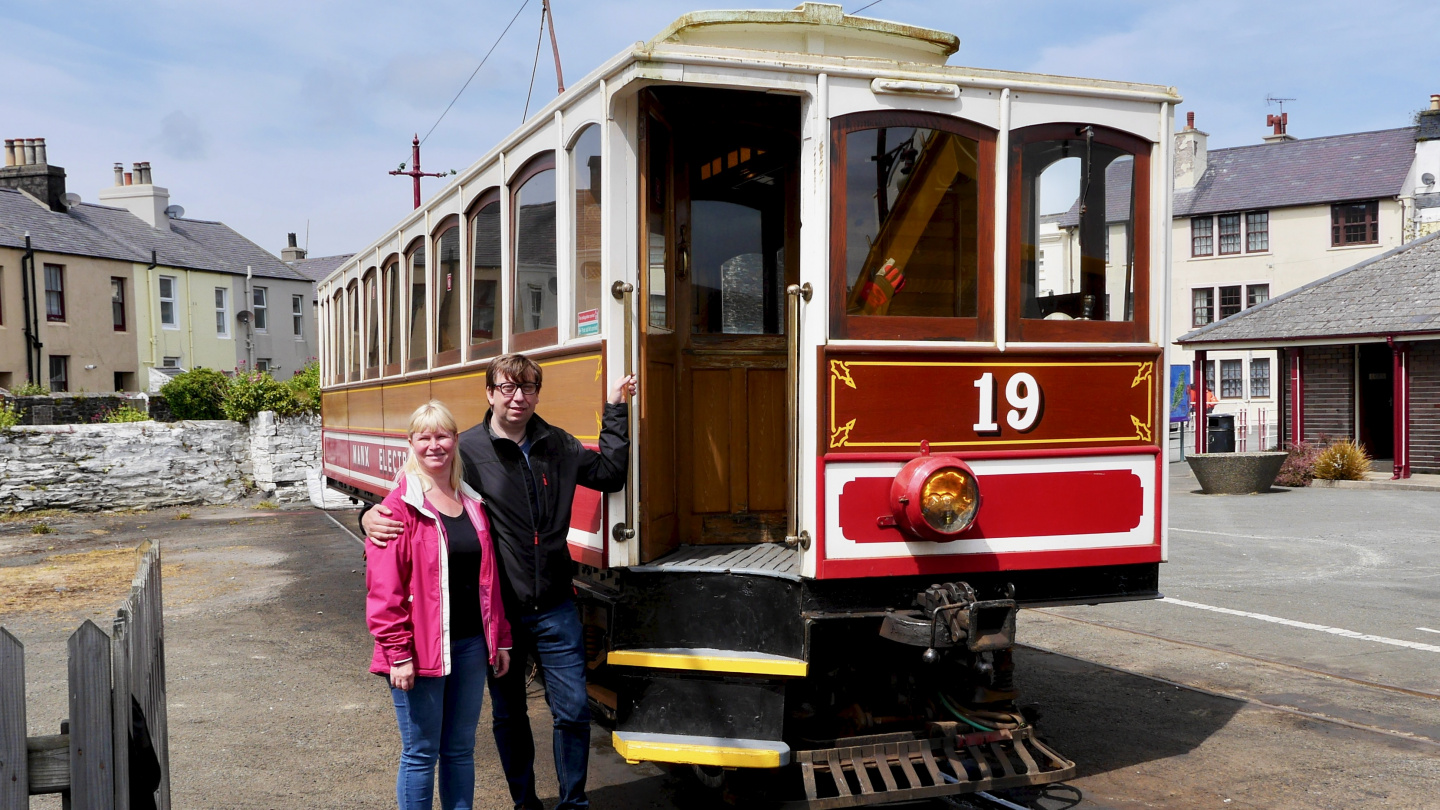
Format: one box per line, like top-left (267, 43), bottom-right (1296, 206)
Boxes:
top-left (1177, 230), bottom-right (1440, 477)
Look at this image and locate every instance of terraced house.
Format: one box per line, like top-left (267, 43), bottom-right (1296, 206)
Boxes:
top-left (0, 140), bottom-right (316, 392)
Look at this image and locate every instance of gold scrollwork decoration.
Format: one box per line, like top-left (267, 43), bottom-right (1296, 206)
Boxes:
top-left (830, 418), bottom-right (857, 448)
top-left (1131, 362), bottom-right (1153, 388)
top-left (830, 360), bottom-right (856, 390)
top-left (1131, 415), bottom-right (1152, 443)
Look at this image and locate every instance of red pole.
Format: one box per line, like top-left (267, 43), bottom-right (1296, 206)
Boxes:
top-left (1391, 338), bottom-right (1410, 479)
top-left (1194, 351), bottom-right (1206, 454)
top-left (1291, 348), bottom-right (1305, 445)
top-left (389, 134), bottom-right (449, 210)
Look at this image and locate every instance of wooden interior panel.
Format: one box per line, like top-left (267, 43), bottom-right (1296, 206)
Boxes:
top-left (727, 367), bottom-right (749, 512)
top-left (748, 368), bottom-right (787, 512)
top-left (641, 359), bottom-right (678, 561)
top-left (690, 369), bottom-right (731, 514)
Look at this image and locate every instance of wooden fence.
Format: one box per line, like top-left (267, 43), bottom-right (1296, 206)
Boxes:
top-left (0, 541), bottom-right (170, 810)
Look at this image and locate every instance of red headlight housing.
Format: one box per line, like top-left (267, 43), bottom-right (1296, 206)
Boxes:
top-left (889, 455), bottom-right (981, 542)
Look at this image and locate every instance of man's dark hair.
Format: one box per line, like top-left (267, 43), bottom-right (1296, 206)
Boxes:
top-left (487, 353), bottom-right (543, 389)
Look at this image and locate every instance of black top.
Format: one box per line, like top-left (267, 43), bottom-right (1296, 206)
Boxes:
top-left (457, 404), bottom-right (629, 614)
top-left (439, 509), bottom-right (484, 640)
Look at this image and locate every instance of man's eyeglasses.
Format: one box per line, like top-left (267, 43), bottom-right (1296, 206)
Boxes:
top-left (490, 382), bottom-right (540, 397)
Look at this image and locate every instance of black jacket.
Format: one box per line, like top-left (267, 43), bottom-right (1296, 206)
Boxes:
top-left (458, 403), bottom-right (628, 614)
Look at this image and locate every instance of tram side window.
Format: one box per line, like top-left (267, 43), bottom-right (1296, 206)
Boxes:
top-left (384, 261), bottom-right (401, 371)
top-left (1011, 124), bottom-right (1150, 342)
top-left (831, 113), bottom-right (994, 341)
top-left (571, 125), bottom-right (603, 337)
top-left (347, 281), bottom-right (360, 381)
top-left (407, 244), bottom-right (427, 369)
top-left (512, 157), bottom-right (558, 347)
top-left (470, 198), bottom-right (501, 357)
top-left (434, 225), bottom-right (461, 364)
top-left (331, 292), bottom-right (345, 383)
top-left (364, 269), bottom-right (379, 374)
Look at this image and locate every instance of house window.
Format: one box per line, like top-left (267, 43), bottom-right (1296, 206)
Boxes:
top-left (112, 277), bottom-right (126, 331)
top-left (1204, 361), bottom-right (1215, 396)
top-left (215, 287), bottom-right (230, 338)
top-left (256, 358), bottom-right (271, 373)
top-left (1250, 357), bottom-right (1271, 398)
top-left (1217, 214), bottom-right (1242, 255)
top-left (1191, 217), bottom-right (1213, 256)
top-left (48, 355), bottom-right (68, 392)
top-left (1192, 288), bottom-right (1213, 327)
top-left (1219, 359), bottom-right (1243, 398)
top-left (1218, 285), bottom-right (1242, 320)
top-left (159, 275), bottom-right (177, 328)
top-left (1247, 284), bottom-right (1269, 308)
top-left (1246, 212), bottom-right (1269, 252)
top-left (161, 356), bottom-right (181, 369)
top-left (252, 286), bottom-right (268, 331)
top-left (1332, 201), bottom-right (1379, 246)
top-left (293, 294), bottom-right (304, 338)
top-left (44, 264), bottom-right (65, 322)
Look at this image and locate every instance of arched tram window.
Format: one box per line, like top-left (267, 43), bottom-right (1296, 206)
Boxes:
top-left (571, 125), bottom-right (603, 338)
top-left (511, 152), bottom-right (558, 351)
top-left (383, 258), bottom-right (401, 375)
top-left (468, 191), bottom-right (502, 361)
top-left (363, 268), bottom-right (379, 376)
top-left (829, 111), bottom-right (996, 341)
top-left (434, 221), bottom-right (462, 367)
top-left (1008, 122), bottom-right (1151, 343)
top-left (406, 240), bottom-right (427, 371)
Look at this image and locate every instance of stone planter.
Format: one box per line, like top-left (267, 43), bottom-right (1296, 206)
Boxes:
top-left (1186, 451), bottom-right (1288, 494)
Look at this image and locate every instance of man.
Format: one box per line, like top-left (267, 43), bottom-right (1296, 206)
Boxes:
top-left (364, 353), bottom-right (635, 810)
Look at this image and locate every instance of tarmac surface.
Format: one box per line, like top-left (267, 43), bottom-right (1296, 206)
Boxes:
top-left (1, 464), bottom-right (1437, 808)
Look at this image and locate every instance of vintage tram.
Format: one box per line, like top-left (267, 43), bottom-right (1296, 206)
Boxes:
top-left (318, 4), bottom-right (1176, 805)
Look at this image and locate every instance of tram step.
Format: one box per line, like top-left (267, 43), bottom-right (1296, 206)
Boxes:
top-left (785, 724), bottom-right (1076, 810)
top-left (612, 731), bottom-right (791, 768)
top-left (608, 646), bottom-right (808, 677)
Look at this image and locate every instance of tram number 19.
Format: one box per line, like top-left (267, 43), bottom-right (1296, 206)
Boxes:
top-left (973, 372), bottom-right (1042, 434)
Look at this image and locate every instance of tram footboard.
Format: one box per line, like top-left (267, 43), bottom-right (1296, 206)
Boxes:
top-left (786, 724), bottom-right (1076, 810)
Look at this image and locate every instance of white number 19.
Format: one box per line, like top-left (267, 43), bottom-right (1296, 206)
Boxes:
top-left (973, 372), bottom-right (1042, 434)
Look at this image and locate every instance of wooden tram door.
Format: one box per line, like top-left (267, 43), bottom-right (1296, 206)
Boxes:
top-left (637, 88), bottom-right (801, 562)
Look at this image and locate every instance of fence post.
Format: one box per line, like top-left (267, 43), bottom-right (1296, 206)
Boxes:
top-left (139, 544), bottom-right (169, 810)
top-left (112, 605), bottom-right (132, 810)
top-left (69, 620), bottom-right (115, 810)
top-left (0, 628), bottom-right (27, 805)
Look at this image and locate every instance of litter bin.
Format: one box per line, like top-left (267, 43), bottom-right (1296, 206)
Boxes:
top-left (1206, 414), bottom-right (1235, 453)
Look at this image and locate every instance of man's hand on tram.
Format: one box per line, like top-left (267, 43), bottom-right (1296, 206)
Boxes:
top-left (609, 374), bottom-right (638, 404)
top-left (363, 505), bottom-right (404, 547)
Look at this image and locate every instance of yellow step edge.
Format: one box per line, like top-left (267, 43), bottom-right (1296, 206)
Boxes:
top-left (612, 733), bottom-right (786, 768)
top-left (607, 649), bottom-right (808, 677)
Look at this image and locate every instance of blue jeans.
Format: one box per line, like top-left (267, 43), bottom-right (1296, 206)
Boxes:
top-left (390, 634), bottom-right (491, 810)
top-left (488, 600), bottom-right (590, 810)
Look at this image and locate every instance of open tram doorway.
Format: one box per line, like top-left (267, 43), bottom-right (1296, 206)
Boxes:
top-left (636, 86), bottom-right (801, 563)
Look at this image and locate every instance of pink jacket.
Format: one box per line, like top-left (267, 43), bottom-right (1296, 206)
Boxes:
top-left (366, 473), bottom-right (512, 677)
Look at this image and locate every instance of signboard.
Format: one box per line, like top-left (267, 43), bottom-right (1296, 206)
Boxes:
top-left (577, 309), bottom-right (599, 337)
top-left (1168, 365), bottom-right (1191, 423)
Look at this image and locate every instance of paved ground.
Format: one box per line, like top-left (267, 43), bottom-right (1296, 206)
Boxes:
top-left (3, 465), bottom-right (1439, 808)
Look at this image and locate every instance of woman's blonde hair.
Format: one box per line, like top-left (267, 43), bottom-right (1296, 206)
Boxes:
top-left (400, 400), bottom-right (464, 492)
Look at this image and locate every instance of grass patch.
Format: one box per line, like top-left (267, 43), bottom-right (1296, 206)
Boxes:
top-left (0, 508), bottom-right (67, 524)
top-left (173, 512), bottom-right (192, 520)
top-left (0, 547), bottom-right (178, 616)
top-left (256, 500), bottom-right (279, 510)
top-left (29, 523), bottom-right (53, 535)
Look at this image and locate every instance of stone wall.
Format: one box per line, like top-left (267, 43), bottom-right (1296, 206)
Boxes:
top-left (0, 412), bottom-right (320, 512)
top-left (7, 393), bottom-right (174, 425)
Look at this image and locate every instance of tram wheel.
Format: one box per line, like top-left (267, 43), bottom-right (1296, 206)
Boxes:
top-left (690, 763), bottom-right (726, 789)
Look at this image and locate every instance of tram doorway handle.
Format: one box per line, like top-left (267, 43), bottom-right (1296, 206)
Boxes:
top-left (784, 283), bottom-right (812, 550)
top-left (610, 280), bottom-right (637, 542)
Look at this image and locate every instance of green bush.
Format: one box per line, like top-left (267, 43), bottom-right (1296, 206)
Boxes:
top-left (286, 361), bottom-right (320, 415)
top-left (11, 380), bottom-right (48, 396)
top-left (1314, 439), bottom-right (1372, 481)
top-left (160, 367), bottom-right (230, 420)
top-left (102, 404), bottom-right (150, 423)
top-left (222, 369), bottom-right (299, 421)
top-left (0, 401), bottom-right (21, 431)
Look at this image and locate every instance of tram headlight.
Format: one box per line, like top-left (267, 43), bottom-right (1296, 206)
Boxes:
top-left (889, 454), bottom-right (981, 542)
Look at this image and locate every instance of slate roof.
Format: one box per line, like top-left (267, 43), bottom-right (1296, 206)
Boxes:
top-left (290, 254), bottom-right (354, 283)
top-left (1178, 230), bottom-right (1440, 346)
top-left (0, 188), bottom-right (303, 281)
top-left (1174, 128), bottom-right (1416, 217)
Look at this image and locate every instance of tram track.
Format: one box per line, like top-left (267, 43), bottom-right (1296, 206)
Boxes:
top-left (1023, 608), bottom-right (1440, 749)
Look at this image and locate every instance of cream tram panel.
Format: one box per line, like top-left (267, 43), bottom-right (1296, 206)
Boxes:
top-left (1006, 91), bottom-right (1163, 144)
top-left (825, 74), bottom-right (1002, 127)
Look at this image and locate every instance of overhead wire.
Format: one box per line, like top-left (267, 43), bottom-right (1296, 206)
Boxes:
top-left (850, 0), bottom-right (886, 14)
top-left (414, 0), bottom-right (532, 151)
top-left (522, 3), bottom-right (547, 121)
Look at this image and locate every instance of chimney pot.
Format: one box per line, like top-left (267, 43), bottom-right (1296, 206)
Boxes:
top-left (1186, 111), bottom-right (1195, 130)
top-left (287, 232), bottom-right (298, 248)
top-left (22, 139), bottom-right (35, 166)
top-left (3, 140), bottom-right (13, 167)
top-left (124, 172), bottom-right (133, 185)
top-left (113, 163), bottom-right (124, 187)
top-left (1431, 94), bottom-right (1440, 112)
top-left (35, 138), bottom-right (46, 165)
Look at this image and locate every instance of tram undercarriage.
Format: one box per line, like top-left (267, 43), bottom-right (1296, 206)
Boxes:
top-left (576, 554), bottom-right (1159, 806)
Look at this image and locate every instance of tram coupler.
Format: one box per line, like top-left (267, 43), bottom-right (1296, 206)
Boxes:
top-left (879, 582), bottom-right (1017, 661)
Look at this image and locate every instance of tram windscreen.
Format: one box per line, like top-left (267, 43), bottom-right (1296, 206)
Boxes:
top-left (844, 127), bottom-right (979, 319)
top-left (690, 140), bottom-right (788, 335)
top-left (1019, 137), bottom-right (1135, 322)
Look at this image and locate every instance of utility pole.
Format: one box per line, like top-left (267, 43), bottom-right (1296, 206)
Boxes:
top-left (389, 135), bottom-right (448, 210)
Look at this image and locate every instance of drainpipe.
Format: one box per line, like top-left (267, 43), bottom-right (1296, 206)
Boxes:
top-left (244, 266), bottom-right (255, 368)
top-left (1388, 336), bottom-right (1410, 479)
top-left (185, 267), bottom-right (195, 369)
top-left (20, 233), bottom-right (40, 384)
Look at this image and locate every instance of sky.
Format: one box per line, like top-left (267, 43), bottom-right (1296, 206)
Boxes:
top-left (4, 0), bottom-right (1440, 258)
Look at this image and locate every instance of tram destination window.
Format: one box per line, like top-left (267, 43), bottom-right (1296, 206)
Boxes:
top-left (831, 112), bottom-right (994, 340)
top-left (571, 125), bottom-right (603, 337)
top-left (407, 243), bottom-right (427, 370)
top-left (1010, 124), bottom-right (1150, 342)
top-left (434, 224), bottom-right (462, 365)
top-left (512, 154), bottom-right (558, 350)
top-left (469, 196), bottom-right (501, 359)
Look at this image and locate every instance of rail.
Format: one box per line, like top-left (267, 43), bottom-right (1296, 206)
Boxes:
top-left (610, 280), bottom-right (637, 543)
top-left (785, 283), bottom-right (813, 550)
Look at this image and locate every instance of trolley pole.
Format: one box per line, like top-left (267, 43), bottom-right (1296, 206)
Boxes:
top-left (390, 135), bottom-right (448, 210)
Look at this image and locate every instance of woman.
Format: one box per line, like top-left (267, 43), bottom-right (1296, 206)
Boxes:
top-left (366, 400), bottom-right (511, 810)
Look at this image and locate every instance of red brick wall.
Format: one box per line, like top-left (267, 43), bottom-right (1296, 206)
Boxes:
top-left (1302, 346), bottom-right (1353, 443)
top-left (1407, 342), bottom-right (1440, 473)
